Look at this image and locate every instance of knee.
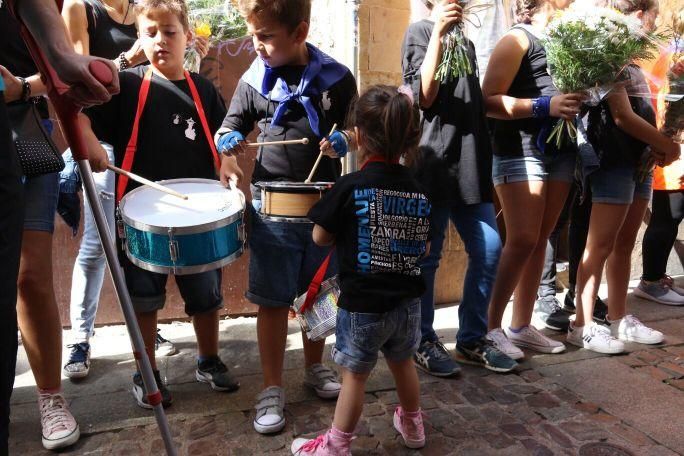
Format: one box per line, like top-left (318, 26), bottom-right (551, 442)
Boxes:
top-left (17, 268), bottom-right (51, 299)
top-left (503, 233), bottom-right (538, 258)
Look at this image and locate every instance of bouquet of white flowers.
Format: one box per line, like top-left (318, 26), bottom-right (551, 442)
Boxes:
top-left (184, 0), bottom-right (247, 72)
top-left (543, 5), bottom-right (661, 147)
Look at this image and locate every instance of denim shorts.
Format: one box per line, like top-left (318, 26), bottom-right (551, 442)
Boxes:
top-left (120, 254), bottom-right (223, 315)
top-left (590, 166), bottom-right (653, 205)
top-left (492, 153), bottom-right (576, 186)
top-left (23, 172), bottom-right (59, 233)
top-left (247, 200), bottom-right (336, 308)
top-left (331, 299), bottom-right (421, 374)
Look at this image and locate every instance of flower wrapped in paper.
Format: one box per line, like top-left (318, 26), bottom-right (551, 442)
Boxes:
top-left (542, 5), bottom-right (662, 147)
top-left (184, 0), bottom-right (248, 72)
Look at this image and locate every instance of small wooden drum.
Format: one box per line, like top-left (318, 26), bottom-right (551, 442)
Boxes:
top-left (118, 178), bottom-right (245, 275)
top-left (256, 181), bottom-right (333, 223)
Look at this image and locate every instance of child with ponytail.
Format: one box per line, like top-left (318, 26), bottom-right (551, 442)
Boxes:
top-left (291, 85), bottom-right (430, 455)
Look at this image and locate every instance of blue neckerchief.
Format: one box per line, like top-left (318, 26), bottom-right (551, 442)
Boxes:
top-left (241, 43), bottom-right (349, 136)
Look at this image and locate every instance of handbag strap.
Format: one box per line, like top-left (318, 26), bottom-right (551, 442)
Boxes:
top-left (116, 69), bottom-right (222, 203)
top-left (299, 249), bottom-right (334, 314)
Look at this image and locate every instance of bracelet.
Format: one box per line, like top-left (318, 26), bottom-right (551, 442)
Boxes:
top-left (18, 76), bottom-right (31, 102)
top-left (118, 52), bottom-right (130, 70)
top-left (532, 96), bottom-right (551, 119)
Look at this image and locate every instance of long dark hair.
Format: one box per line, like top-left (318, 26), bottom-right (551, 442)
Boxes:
top-left (348, 85), bottom-right (420, 164)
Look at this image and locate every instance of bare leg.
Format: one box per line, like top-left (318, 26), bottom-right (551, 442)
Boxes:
top-left (193, 309), bottom-right (219, 358)
top-left (605, 198), bottom-right (649, 321)
top-left (386, 358), bottom-right (420, 412)
top-left (510, 180), bottom-right (572, 328)
top-left (302, 332), bottom-right (325, 368)
top-left (257, 306), bottom-right (289, 388)
top-left (135, 311), bottom-right (158, 371)
top-left (16, 231), bottom-right (61, 390)
top-left (488, 181), bottom-right (546, 330)
top-left (574, 203), bottom-right (629, 327)
top-left (332, 368), bottom-right (369, 433)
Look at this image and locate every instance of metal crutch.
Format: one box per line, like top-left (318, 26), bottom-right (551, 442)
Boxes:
top-left (14, 11), bottom-right (178, 456)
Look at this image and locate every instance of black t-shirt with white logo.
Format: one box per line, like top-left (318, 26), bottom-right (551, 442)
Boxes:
top-left (85, 65), bottom-right (227, 195)
top-left (308, 162), bottom-right (431, 313)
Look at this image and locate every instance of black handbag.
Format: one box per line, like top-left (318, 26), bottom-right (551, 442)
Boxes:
top-left (8, 99), bottom-right (65, 177)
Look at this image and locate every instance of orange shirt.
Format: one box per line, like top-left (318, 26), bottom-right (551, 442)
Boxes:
top-left (641, 49), bottom-right (684, 191)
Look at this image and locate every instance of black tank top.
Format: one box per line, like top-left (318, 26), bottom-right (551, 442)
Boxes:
top-left (491, 25), bottom-right (570, 157)
top-left (84, 0), bottom-right (137, 60)
top-left (587, 65), bottom-right (656, 168)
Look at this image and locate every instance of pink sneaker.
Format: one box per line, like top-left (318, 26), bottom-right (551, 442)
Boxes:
top-left (38, 393), bottom-right (80, 450)
top-left (393, 407), bottom-right (425, 449)
top-left (291, 429), bottom-right (352, 455)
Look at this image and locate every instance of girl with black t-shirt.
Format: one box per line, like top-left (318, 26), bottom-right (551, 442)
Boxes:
top-left (569, 0), bottom-right (680, 355)
top-left (296, 86), bottom-right (429, 454)
top-left (481, 0), bottom-right (584, 360)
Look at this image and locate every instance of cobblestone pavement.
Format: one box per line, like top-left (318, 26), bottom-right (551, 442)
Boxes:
top-left (9, 291), bottom-right (684, 455)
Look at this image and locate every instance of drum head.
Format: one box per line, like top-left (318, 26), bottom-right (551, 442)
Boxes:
top-left (120, 179), bottom-right (244, 229)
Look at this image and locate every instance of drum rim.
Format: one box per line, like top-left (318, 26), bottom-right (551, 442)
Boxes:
top-left (120, 178), bottom-right (245, 235)
top-left (125, 248), bottom-right (244, 276)
top-left (255, 180), bottom-right (334, 191)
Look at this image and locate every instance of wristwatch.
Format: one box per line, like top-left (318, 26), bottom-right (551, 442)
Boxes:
top-left (118, 52), bottom-right (131, 70)
top-left (18, 76), bottom-right (31, 102)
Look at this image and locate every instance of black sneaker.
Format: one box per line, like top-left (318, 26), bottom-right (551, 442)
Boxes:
top-left (413, 340), bottom-right (461, 377)
top-left (564, 290), bottom-right (608, 323)
top-left (155, 329), bottom-right (177, 357)
top-left (456, 337), bottom-right (517, 373)
top-left (63, 342), bottom-right (91, 379)
top-left (132, 370), bottom-right (173, 409)
top-left (196, 357), bottom-right (240, 392)
top-left (534, 296), bottom-right (570, 331)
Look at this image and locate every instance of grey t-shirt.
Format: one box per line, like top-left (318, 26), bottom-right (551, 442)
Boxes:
top-left (401, 19), bottom-right (493, 206)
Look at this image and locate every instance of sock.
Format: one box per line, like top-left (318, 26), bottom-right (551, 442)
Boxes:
top-left (401, 407), bottom-right (422, 418)
top-left (38, 387), bottom-right (61, 396)
top-left (197, 355), bottom-right (214, 363)
top-left (508, 325), bottom-right (528, 334)
top-left (329, 426), bottom-right (354, 442)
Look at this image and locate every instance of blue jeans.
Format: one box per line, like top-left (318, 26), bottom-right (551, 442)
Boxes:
top-left (418, 202), bottom-right (501, 346)
top-left (68, 143), bottom-right (116, 342)
top-left (332, 299), bottom-right (421, 374)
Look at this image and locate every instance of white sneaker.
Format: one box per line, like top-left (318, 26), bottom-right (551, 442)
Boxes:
top-left (505, 325), bottom-right (566, 354)
top-left (633, 280), bottom-right (684, 306)
top-left (303, 364), bottom-right (341, 399)
top-left (254, 386), bottom-right (285, 434)
top-left (38, 393), bottom-right (80, 450)
top-left (610, 315), bottom-right (664, 344)
top-left (486, 328), bottom-right (524, 360)
top-left (662, 275), bottom-right (684, 296)
top-left (567, 322), bottom-right (624, 354)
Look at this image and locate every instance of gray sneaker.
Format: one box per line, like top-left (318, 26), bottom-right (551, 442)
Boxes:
top-left (254, 386), bottom-right (285, 434)
top-left (633, 280), bottom-right (684, 306)
top-left (303, 364), bottom-right (341, 399)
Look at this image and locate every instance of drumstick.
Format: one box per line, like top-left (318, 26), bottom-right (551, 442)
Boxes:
top-left (106, 165), bottom-right (189, 200)
top-left (246, 138), bottom-right (310, 147)
top-left (305, 123), bottom-right (337, 183)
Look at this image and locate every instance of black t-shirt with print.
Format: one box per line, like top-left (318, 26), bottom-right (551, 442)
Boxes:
top-left (85, 65), bottom-right (227, 194)
top-left (221, 64), bottom-right (357, 189)
top-left (308, 162), bottom-right (431, 313)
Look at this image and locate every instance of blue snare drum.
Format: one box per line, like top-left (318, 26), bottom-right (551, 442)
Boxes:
top-left (118, 178), bottom-right (245, 275)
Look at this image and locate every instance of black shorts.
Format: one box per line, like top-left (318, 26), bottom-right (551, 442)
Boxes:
top-left (121, 255), bottom-right (223, 315)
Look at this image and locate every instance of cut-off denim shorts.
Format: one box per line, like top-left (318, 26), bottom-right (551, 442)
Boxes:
top-left (492, 153), bottom-right (576, 186)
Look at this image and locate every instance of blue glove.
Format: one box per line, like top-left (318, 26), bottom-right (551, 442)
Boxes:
top-left (328, 130), bottom-right (349, 158)
top-left (217, 131), bottom-right (245, 153)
